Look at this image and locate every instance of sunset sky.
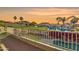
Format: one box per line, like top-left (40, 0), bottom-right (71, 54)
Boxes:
top-left (0, 7), bottom-right (79, 24)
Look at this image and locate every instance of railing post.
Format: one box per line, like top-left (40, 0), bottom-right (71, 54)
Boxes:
top-left (61, 32), bottom-right (62, 46)
top-left (45, 31), bottom-right (47, 40)
top-left (45, 31), bottom-right (46, 39)
top-left (46, 31), bottom-right (47, 43)
top-left (44, 30), bottom-right (46, 43)
top-left (40, 30), bottom-right (41, 40)
top-left (43, 31), bottom-right (44, 39)
top-left (64, 32), bottom-right (65, 48)
top-left (39, 30), bottom-right (41, 40)
top-left (40, 30), bottom-right (42, 40)
top-left (53, 31), bottom-right (55, 44)
top-left (47, 31), bottom-right (49, 39)
top-left (50, 31), bottom-right (52, 45)
top-left (45, 31), bottom-right (47, 39)
top-left (52, 31), bottom-right (53, 40)
top-left (76, 33), bottom-right (78, 51)
top-left (58, 31), bottom-right (59, 46)
top-left (68, 32), bottom-right (69, 49)
top-left (28, 29), bottom-right (29, 37)
top-left (54, 31), bottom-right (56, 44)
top-left (72, 33), bottom-right (73, 50)
top-left (46, 31), bottom-right (48, 43)
top-left (49, 31), bottom-right (52, 40)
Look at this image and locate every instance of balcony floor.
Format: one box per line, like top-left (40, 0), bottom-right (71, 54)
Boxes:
top-left (1, 35), bottom-right (43, 51)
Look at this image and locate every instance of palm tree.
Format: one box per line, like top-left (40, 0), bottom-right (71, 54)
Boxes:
top-left (56, 17), bottom-right (67, 31)
top-left (19, 16), bottom-right (23, 21)
top-left (56, 17), bottom-right (66, 25)
top-left (13, 16), bottom-right (17, 35)
top-left (13, 16), bottom-right (17, 23)
top-left (56, 17), bottom-right (62, 25)
top-left (61, 17), bottom-right (66, 25)
top-left (70, 16), bottom-right (79, 29)
top-left (56, 17), bottom-right (63, 30)
top-left (19, 16), bottom-right (24, 25)
top-left (19, 16), bottom-right (24, 35)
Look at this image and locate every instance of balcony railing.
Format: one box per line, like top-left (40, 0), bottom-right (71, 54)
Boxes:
top-left (11, 28), bottom-right (79, 51)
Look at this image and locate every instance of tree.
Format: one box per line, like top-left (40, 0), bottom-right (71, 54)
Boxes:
top-left (13, 16), bottom-right (17, 23)
top-left (56, 17), bottom-right (62, 25)
top-left (61, 17), bottom-right (66, 25)
top-left (19, 16), bottom-right (24, 35)
top-left (56, 17), bottom-right (67, 31)
top-left (70, 16), bottom-right (79, 29)
top-left (19, 16), bottom-right (24, 25)
top-left (19, 16), bottom-right (24, 21)
top-left (30, 22), bottom-right (37, 26)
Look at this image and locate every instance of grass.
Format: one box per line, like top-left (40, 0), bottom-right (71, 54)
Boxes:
top-left (0, 32), bottom-right (10, 39)
top-left (11, 25), bottom-right (48, 31)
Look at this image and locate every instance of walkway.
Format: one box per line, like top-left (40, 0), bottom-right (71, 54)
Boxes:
top-left (1, 35), bottom-right (43, 51)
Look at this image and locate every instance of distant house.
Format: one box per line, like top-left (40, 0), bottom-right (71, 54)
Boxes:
top-left (48, 23), bottom-right (72, 31)
top-left (38, 22), bottom-right (51, 27)
top-left (15, 21), bottom-right (30, 26)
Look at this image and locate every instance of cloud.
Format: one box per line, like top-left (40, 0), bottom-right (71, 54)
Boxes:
top-left (25, 8), bottom-right (79, 16)
top-left (1, 7), bottom-right (79, 24)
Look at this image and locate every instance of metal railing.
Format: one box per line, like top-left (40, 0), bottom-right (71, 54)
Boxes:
top-left (10, 28), bottom-right (79, 51)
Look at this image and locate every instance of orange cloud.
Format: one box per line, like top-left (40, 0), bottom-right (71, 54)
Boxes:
top-left (0, 7), bottom-right (79, 24)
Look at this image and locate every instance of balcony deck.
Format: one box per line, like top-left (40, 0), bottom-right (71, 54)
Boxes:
top-left (1, 35), bottom-right (43, 51)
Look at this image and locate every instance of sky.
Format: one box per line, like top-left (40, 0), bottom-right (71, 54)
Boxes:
top-left (0, 7), bottom-right (79, 24)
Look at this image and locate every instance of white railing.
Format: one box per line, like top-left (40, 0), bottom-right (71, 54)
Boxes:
top-left (8, 27), bottom-right (79, 51)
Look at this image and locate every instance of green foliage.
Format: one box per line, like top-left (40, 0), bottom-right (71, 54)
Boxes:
top-left (56, 17), bottom-right (66, 25)
top-left (30, 22), bottom-right (37, 26)
top-left (19, 16), bottom-right (24, 21)
top-left (13, 16), bottom-right (17, 20)
top-left (11, 24), bottom-right (48, 31)
top-left (0, 20), bottom-right (5, 27)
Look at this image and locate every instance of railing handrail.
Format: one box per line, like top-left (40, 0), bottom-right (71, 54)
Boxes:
top-left (7, 27), bottom-right (79, 51)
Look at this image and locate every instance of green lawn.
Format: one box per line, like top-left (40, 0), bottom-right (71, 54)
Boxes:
top-left (0, 32), bottom-right (10, 39)
top-left (11, 24), bottom-right (48, 31)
